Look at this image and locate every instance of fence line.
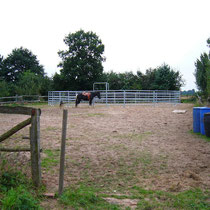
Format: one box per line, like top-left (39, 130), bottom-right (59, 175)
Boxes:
top-left (0, 106), bottom-right (41, 187)
top-left (48, 90), bottom-right (180, 106)
top-left (0, 95), bottom-right (48, 104)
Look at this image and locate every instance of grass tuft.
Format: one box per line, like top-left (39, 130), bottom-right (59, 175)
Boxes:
top-left (59, 185), bottom-right (120, 209)
top-left (0, 170), bottom-right (41, 209)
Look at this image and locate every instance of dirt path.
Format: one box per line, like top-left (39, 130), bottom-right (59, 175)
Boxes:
top-left (0, 103), bottom-right (209, 206)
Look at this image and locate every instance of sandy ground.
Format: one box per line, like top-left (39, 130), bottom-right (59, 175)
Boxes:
top-left (0, 103), bottom-right (210, 207)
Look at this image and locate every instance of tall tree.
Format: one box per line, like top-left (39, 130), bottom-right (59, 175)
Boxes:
top-left (0, 54), bottom-right (5, 81)
top-left (3, 47), bottom-right (44, 83)
top-left (152, 64), bottom-right (184, 90)
top-left (139, 64), bottom-right (184, 90)
top-left (58, 30), bottom-right (105, 90)
top-left (194, 52), bottom-right (209, 94)
top-left (206, 38), bottom-right (210, 98)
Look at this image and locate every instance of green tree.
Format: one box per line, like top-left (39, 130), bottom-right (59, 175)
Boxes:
top-left (118, 72), bottom-right (141, 90)
top-left (39, 75), bottom-right (53, 96)
top-left (3, 47), bottom-right (44, 83)
top-left (102, 71), bottom-right (121, 90)
top-left (206, 38), bottom-right (210, 98)
top-left (58, 30), bottom-right (105, 90)
top-left (0, 54), bottom-right (5, 80)
top-left (102, 71), bottom-right (142, 90)
top-left (152, 64), bottom-right (183, 90)
top-left (139, 68), bottom-right (156, 90)
top-left (194, 52), bottom-right (209, 95)
top-left (139, 64), bottom-right (183, 90)
top-left (16, 71), bottom-right (42, 95)
top-left (0, 80), bottom-right (10, 97)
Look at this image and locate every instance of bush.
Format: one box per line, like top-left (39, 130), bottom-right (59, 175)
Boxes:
top-left (0, 171), bottom-right (41, 209)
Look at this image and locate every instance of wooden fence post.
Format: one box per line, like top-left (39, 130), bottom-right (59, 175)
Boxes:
top-left (30, 109), bottom-right (41, 187)
top-left (58, 109), bottom-right (68, 196)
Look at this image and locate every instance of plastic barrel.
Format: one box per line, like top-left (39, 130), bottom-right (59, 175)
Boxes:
top-left (193, 107), bottom-right (201, 133)
top-left (204, 113), bottom-right (210, 137)
top-left (200, 107), bottom-right (210, 135)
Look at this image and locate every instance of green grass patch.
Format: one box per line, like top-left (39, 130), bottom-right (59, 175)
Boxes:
top-left (113, 132), bottom-right (152, 142)
top-left (42, 149), bottom-right (60, 170)
top-left (130, 186), bottom-right (210, 209)
top-left (0, 170), bottom-right (41, 209)
top-left (45, 126), bottom-right (58, 131)
top-left (189, 130), bottom-right (210, 142)
top-left (59, 185), bottom-right (120, 209)
top-left (87, 113), bottom-right (105, 117)
top-left (59, 184), bottom-right (209, 209)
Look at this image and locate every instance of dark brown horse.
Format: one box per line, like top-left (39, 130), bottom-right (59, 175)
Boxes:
top-left (75, 91), bottom-right (101, 107)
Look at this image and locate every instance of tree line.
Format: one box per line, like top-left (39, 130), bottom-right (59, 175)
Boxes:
top-left (0, 30), bottom-right (208, 98)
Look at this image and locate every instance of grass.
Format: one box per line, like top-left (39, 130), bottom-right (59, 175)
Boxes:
top-left (42, 149), bottom-right (60, 170)
top-left (112, 132), bottom-right (152, 142)
top-left (130, 186), bottom-right (210, 209)
top-left (87, 113), bottom-right (105, 117)
top-left (0, 170), bottom-right (41, 209)
top-left (59, 185), bottom-right (120, 209)
top-left (189, 130), bottom-right (210, 142)
top-left (58, 184), bottom-right (210, 210)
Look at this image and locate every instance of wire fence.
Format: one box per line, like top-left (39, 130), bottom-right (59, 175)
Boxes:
top-left (48, 90), bottom-right (180, 106)
top-left (0, 95), bottom-right (48, 104)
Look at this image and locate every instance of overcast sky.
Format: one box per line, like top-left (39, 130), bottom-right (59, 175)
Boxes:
top-left (1, 0), bottom-right (209, 90)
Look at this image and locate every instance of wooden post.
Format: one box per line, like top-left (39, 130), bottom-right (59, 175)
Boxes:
top-left (0, 118), bottom-right (31, 143)
top-left (30, 109), bottom-right (41, 187)
top-left (58, 109), bottom-right (68, 196)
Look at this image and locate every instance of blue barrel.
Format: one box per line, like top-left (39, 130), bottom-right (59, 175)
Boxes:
top-left (193, 107), bottom-right (201, 133)
top-left (200, 107), bottom-right (210, 135)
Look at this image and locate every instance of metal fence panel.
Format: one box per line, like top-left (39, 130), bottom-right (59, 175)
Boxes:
top-left (48, 90), bottom-right (180, 105)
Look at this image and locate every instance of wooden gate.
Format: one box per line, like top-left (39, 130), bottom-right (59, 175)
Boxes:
top-left (0, 106), bottom-right (41, 187)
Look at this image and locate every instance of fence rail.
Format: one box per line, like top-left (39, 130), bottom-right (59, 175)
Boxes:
top-left (0, 95), bottom-right (48, 104)
top-left (48, 90), bottom-right (180, 106)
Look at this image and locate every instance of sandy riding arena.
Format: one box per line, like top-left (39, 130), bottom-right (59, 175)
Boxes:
top-left (0, 103), bottom-right (210, 206)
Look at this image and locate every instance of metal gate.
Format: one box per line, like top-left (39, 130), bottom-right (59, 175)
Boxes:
top-left (48, 90), bottom-right (180, 106)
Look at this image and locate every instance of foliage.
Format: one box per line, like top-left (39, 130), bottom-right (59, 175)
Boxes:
top-left (189, 130), bottom-right (210, 142)
top-left (194, 52), bottom-right (209, 95)
top-left (0, 47), bottom-right (50, 97)
top-left (1, 186), bottom-right (39, 210)
top-left (101, 64), bottom-right (183, 91)
top-left (207, 61), bottom-right (210, 97)
top-left (59, 184), bottom-right (209, 209)
top-left (103, 71), bottom-right (141, 90)
top-left (0, 55), bottom-right (4, 80)
top-left (0, 171), bottom-right (41, 209)
top-left (131, 186), bottom-right (210, 209)
top-left (2, 47), bottom-right (44, 83)
top-left (16, 71), bottom-right (42, 95)
top-left (59, 185), bottom-right (120, 209)
top-left (42, 149), bottom-right (60, 170)
top-left (0, 81), bottom-right (10, 97)
top-left (58, 30), bottom-right (105, 90)
top-left (181, 89), bottom-right (196, 96)
top-left (141, 64), bottom-right (184, 90)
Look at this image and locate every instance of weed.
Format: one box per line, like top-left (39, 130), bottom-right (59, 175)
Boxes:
top-left (59, 185), bottom-right (120, 209)
top-left (87, 113), bottom-right (105, 117)
top-left (42, 149), bottom-right (60, 170)
top-left (1, 186), bottom-right (40, 210)
top-left (189, 130), bottom-right (210, 142)
top-left (0, 170), bottom-right (41, 209)
top-left (131, 186), bottom-right (210, 209)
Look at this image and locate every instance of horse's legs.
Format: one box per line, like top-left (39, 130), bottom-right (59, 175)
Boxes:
top-left (75, 98), bottom-right (80, 107)
top-left (89, 99), bottom-right (93, 106)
